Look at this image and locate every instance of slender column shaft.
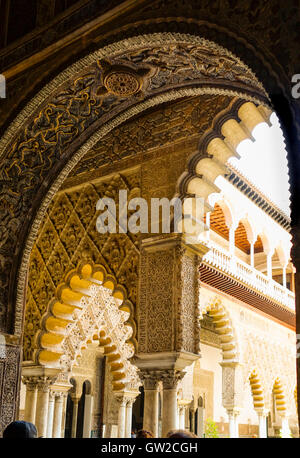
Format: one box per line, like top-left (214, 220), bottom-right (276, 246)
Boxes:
top-left (190, 409), bottom-right (195, 433)
top-left (71, 399), bottom-right (79, 438)
top-left (125, 400), bottom-right (134, 438)
top-left (117, 399), bottom-right (127, 438)
top-left (161, 371), bottom-right (184, 437)
top-left (281, 416), bottom-right (291, 438)
top-left (46, 392), bottom-right (55, 438)
top-left (229, 226), bottom-right (235, 256)
top-left (197, 407), bottom-right (204, 437)
top-left (143, 389), bottom-right (159, 437)
top-left (283, 265), bottom-right (287, 288)
top-left (83, 394), bottom-right (93, 438)
top-left (235, 416), bottom-right (239, 438)
top-left (35, 378), bottom-right (51, 438)
top-left (267, 252), bottom-right (273, 279)
top-left (250, 242), bottom-right (255, 267)
top-left (162, 388), bottom-right (178, 437)
top-left (228, 413), bottom-right (236, 438)
top-left (61, 393), bottom-right (68, 438)
top-left (23, 379), bottom-right (38, 424)
top-left (258, 415), bottom-right (267, 438)
top-left (52, 393), bottom-right (64, 438)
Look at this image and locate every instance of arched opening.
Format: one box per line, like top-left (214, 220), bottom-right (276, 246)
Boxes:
top-left (0, 22), bottom-right (296, 439)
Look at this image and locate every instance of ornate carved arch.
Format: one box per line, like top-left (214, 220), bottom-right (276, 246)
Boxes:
top-left (34, 261), bottom-right (140, 392)
top-left (177, 100), bottom-right (272, 212)
top-left (0, 33), bottom-right (271, 336)
top-left (199, 297), bottom-right (239, 363)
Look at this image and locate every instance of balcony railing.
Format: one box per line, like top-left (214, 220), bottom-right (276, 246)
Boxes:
top-left (202, 241), bottom-right (295, 311)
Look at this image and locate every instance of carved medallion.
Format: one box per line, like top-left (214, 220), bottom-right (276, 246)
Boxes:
top-left (97, 59), bottom-right (153, 97)
top-left (104, 71), bottom-right (141, 96)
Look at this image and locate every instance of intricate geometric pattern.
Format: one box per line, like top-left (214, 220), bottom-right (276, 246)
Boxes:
top-left (24, 172), bottom-right (140, 361)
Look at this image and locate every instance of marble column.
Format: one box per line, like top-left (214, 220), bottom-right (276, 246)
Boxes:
top-left (197, 406), bottom-right (205, 437)
top-left (161, 370), bottom-right (185, 438)
top-left (229, 225), bottom-right (236, 256)
top-left (35, 377), bottom-right (52, 438)
top-left (190, 409), bottom-right (195, 433)
top-left (83, 394), bottom-right (93, 438)
top-left (142, 373), bottom-right (159, 437)
top-left (125, 399), bottom-right (134, 438)
top-left (52, 392), bottom-right (64, 438)
top-left (61, 393), bottom-right (68, 438)
top-left (22, 377), bottom-right (38, 424)
top-left (116, 395), bottom-right (127, 439)
top-left (282, 264), bottom-right (287, 288)
top-left (281, 416), bottom-right (291, 438)
top-left (71, 398), bottom-right (79, 438)
top-left (227, 409), bottom-right (240, 438)
top-left (46, 391), bottom-right (55, 438)
top-left (267, 251), bottom-right (273, 279)
top-left (257, 410), bottom-right (268, 438)
top-left (250, 241), bottom-right (255, 268)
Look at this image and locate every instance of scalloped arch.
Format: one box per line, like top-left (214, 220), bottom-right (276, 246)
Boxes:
top-left (200, 297), bottom-right (239, 363)
top-left (178, 101), bottom-right (273, 220)
top-left (249, 370), bottom-right (265, 410)
top-left (273, 377), bottom-right (287, 413)
top-left (34, 261), bottom-right (139, 392)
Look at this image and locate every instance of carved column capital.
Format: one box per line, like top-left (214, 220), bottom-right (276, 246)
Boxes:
top-left (22, 376), bottom-right (38, 391)
top-left (159, 369), bottom-right (185, 390)
top-left (114, 392), bottom-right (137, 407)
top-left (140, 371), bottom-right (160, 390)
top-left (49, 390), bottom-right (56, 401)
top-left (37, 376), bottom-right (53, 392)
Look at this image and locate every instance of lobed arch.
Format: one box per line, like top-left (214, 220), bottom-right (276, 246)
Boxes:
top-left (249, 370), bottom-right (265, 410)
top-left (273, 242), bottom-right (291, 268)
top-left (34, 261), bottom-right (140, 392)
top-left (255, 231), bottom-right (273, 255)
top-left (272, 378), bottom-right (287, 414)
top-left (199, 297), bottom-right (239, 363)
top-left (238, 216), bottom-right (256, 245)
top-left (208, 194), bottom-right (236, 230)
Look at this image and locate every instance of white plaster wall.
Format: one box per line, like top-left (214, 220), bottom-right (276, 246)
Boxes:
top-left (199, 343), bottom-right (227, 422)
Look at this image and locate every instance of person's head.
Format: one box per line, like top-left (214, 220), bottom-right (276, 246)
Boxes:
top-left (166, 429), bottom-right (198, 438)
top-left (136, 429), bottom-right (154, 438)
top-left (3, 421), bottom-right (37, 438)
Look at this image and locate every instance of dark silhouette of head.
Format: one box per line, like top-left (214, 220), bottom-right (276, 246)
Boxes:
top-left (136, 429), bottom-right (154, 438)
top-left (166, 429), bottom-right (198, 438)
top-left (3, 421), bottom-right (37, 438)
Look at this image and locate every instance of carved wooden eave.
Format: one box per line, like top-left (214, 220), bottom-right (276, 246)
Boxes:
top-left (199, 264), bottom-right (295, 328)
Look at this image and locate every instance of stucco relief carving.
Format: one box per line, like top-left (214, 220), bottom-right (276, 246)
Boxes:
top-left (24, 172), bottom-right (140, 361)
top-left (0, 345), bottom-right (20, 435)
top-left (138, 236), bottom-right (205, 355)
top-left (159, 369), bottom-right (186, 390)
